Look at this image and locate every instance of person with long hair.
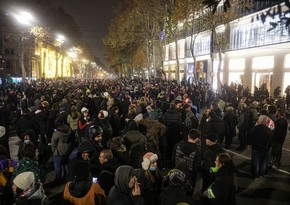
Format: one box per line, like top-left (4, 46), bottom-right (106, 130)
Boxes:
top-left (67, 105), bottom-right (81, 145)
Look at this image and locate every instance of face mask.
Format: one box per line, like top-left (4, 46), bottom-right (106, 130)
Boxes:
top-left (149, 166), bottom-right (157, 171)
top-left (24, 140), bottom-right (30, 144)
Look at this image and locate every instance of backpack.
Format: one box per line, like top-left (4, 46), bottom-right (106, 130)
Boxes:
top-left (0, 158), bottom-right (17, 194)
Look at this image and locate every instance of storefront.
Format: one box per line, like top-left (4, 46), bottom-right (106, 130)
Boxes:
top-left (228, 58), bottom-right (245, 84)
top-left (251, 55), bottom-right (274, 93)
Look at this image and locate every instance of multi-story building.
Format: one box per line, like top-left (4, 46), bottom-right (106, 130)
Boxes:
top-left (162, 0), bottom-right (289, 95)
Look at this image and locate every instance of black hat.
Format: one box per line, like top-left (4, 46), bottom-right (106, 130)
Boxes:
top-left (205, 134), bottom-right (218, 142)
top-left (73, 160), bottom-right (91, 181)
top-left (89, 125), bottom-right (103, 138)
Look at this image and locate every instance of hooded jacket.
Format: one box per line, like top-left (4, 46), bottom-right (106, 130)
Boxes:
top-left (106, 165), bottom-right (144, 205)
top-left (63, 180), bottom-right (106, 205)
top-left (67, 140), bottom-right (100, 181)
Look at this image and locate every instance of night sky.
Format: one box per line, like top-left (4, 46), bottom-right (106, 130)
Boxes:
top-left (50, 0), bottom-right (118, 66)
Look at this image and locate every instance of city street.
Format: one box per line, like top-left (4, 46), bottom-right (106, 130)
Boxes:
top-left (8, 122), bottom-right (290, 204)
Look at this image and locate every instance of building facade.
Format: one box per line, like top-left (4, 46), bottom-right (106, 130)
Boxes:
top-left (162, 0), bottom-right (290, 95)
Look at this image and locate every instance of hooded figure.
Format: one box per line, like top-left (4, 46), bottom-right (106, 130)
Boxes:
top-left (106, 165), bottom-right (144, 205)
top-left (160, 169), bottom-right (193, 205)
top-left (67, 139), bottom-right (100, 180)
top-left (63, 160), bottom-right (106, 205)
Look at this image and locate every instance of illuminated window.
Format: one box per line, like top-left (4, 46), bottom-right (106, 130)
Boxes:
top-left (252, 56), bottom-right (274, 69)
top-left (284, 54), bottom-right (290, 68)
top-left (178, 39), bottom-right (185, 59)
top-left (283, 72), bottom-right (290, 95)
top-left (229, 58), bottom-right (245, 71)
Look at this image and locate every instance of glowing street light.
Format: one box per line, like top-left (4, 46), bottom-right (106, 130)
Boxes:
top-left (56, 34), bottom-right (65, 44)
top-left (13, 11), bottom-right (35, 26)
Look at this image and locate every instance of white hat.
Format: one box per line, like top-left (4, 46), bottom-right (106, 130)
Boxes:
top-left (81, 107), bottom-right (89, 113)
top-left (103, 92), bottom-right (109, 98)
top-left (13, 172), bottom-right (35, 191)
top-left (141, 152), bottom-right (158, 170)
top-left (99, 110), bottom-right (108, 118)
top-left (134, 113), bottom-right (143, 122)
top-left (146, 105), bottom-right (152, 110)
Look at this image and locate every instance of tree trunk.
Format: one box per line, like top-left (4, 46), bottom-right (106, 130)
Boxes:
top-left (174, 38), bottom-right (180, 83)
top-left (55, 53), bottom-right (59, 78)
top-left (19, 52), bottom-right (26, 80)
top-left (217, 49), bottom-right (222, 92)
top-left (61, 57), bottom-right (64, 77)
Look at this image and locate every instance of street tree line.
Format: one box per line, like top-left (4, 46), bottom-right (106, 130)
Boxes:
top-left (103, 0), bottom-right (290, 87)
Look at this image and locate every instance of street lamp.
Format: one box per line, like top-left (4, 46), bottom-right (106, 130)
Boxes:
top-left (13, 11), bottom-right (35, 26)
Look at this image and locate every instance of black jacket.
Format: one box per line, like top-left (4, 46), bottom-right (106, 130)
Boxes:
top-left (106, 165), bottom-right (145, 205)
top-left (273, 118), bottom-right (288, 143)
top-left (208, 163), bottom-right (236, 205)
top-left (251, 124), bottom-right (272, 153)
top-left (172, 140), bottom-right (201, 176)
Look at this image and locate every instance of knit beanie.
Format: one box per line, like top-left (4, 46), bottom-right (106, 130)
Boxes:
top-left (73, 160), bottom-right (91, 181)
top-left (13, 172), bottom-right (35, 191)
top-left (141, 152), bottom-right (158, 170)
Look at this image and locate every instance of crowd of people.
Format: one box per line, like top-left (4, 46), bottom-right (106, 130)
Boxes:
top-left (0, 78), bottom-right (289, 205)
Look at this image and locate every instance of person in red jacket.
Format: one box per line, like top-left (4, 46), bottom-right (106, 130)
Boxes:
top-left (78, 107), bottom-right (92, 141)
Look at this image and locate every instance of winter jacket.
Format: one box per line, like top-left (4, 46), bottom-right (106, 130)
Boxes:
top-left (172, 140), bottom-right (201, 176)
top-left (160, 186), bottom-right (193, 205)
top-left (250, 124), bottom-right (273, 153)
top-left (14, 182), bottom-right (48, 205)
top-left (138, 170), bottom-right (162, 205)
top-left (273, 118), bottom-right (288, 143)
top-left (106, 165), bottom-right (145, 205)
top-left (138, 119), bottom-right (166, 144)
top-left (63, 181), bottom-right (106, 205)
top-left (67, 113), bottom-right (80, 131)
top-left (205, 163), bottom-right (236, 205)
top-left (123, 130), bottom-right (147, 169)
top-left (16, 115), bottom-right (40, 137)
top-left (51, 124), bottom-right (72, 157)
top-left (12, 157), bottom-right (46, 183)
top-left (207, 116), bottom-right (226, 142)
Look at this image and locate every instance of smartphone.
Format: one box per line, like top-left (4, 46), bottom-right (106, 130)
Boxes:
top-left (92, 177), bottom-right (98, 183)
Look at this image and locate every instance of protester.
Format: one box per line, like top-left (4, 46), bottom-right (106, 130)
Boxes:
top-left (12, 144), bottom-right (46, 183)
top-left (250, 115), bottom-right (273, 178)
top-left (202, 153), bottom-right (236, 205)
top-left (160, 169), bottom-right (193, 205)
top-left (201, 134), bottom-right (225, 192)
top-left (123, 121), bottom-right (147, 169)
top-left (98, 149), bottom-right (120, 196)
top-left (271, 109), bottom-right (288, 168)
top-left (78, 107), bottom-right (92, 141)
top-left (18, 129), bottom-right (51, 166)
top-left (13, 171), bottom-right (48, 205)
top-left (51, 122), bottom-right (73, 184)
top-left (106, 165), bottom-right (144, 205)
top-left (63, 160), bottom-right (106, 205)
top-left (67, 105), bottom-right (81, 145)
top-left (172, 129), bottom-right (201, 193)
top-left (138, 152), bottom-right (162, 205)
top-left (0, 145), bottom-right (15, 205)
